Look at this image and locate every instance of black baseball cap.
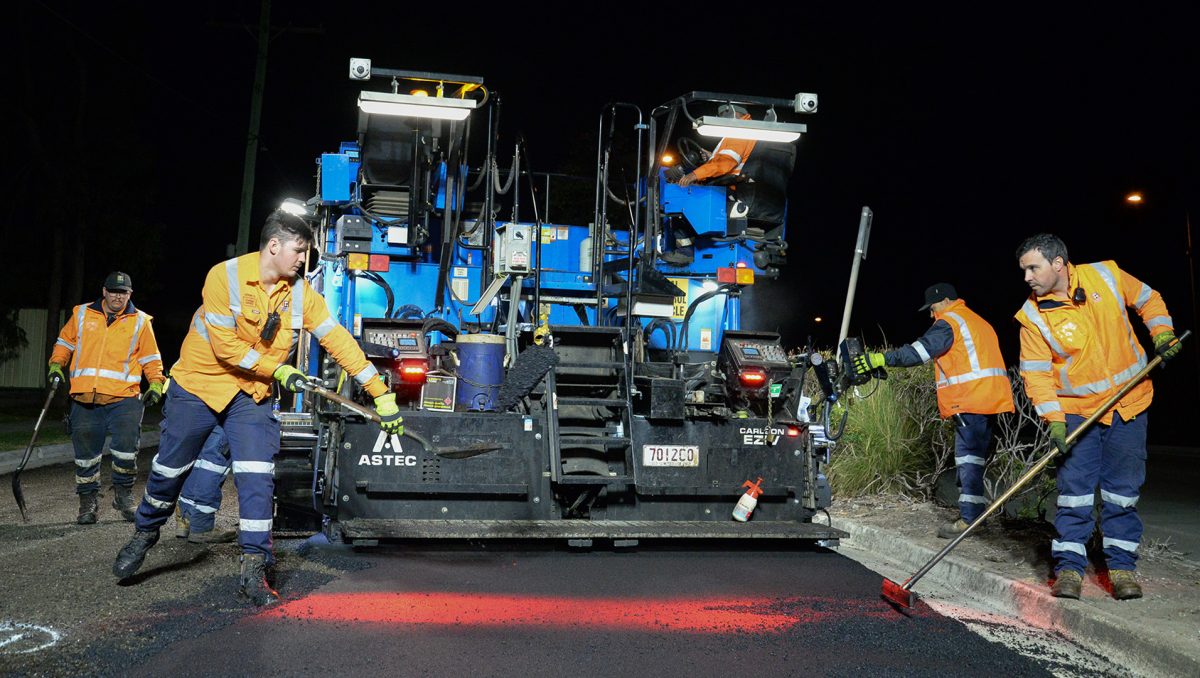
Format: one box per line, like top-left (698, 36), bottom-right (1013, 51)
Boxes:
top-left (918, 283), bottom-right (957, 311)
top-left (104, 271), bottom-right (133, 292)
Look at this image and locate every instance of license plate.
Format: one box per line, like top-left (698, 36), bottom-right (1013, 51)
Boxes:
top-left (642, 444), bottom-right (700, 467)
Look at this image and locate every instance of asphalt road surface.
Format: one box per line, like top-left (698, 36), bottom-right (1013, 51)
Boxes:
top-left (2, 454), bottom-right (1089, 677)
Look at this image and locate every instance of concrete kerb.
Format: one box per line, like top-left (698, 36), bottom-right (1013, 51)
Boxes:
top-left (0, 431), bottom-right (161, 476)
top-left (835, 517), bottom-right (1200, 677)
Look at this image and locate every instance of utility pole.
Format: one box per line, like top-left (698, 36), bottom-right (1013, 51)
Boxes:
top-left (235, 0), bottom-right (271, 256)
top-left (223, 1), bottom-right (323, 255)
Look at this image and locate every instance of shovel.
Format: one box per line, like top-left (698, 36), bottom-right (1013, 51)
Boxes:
top-left (296, 379), bottom-right (504, 459)
top-left (881, 330), bottom-right (1189, 609)
top-left (12, 375), bottom-right (62, 521)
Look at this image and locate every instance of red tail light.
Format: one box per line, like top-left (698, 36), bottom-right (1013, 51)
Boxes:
top-left (398, 358), bottom-right (428, 384)
top-left (786, 426), bottom-right (801, 437)
top-left (738, 368), bottom-right (767, 388)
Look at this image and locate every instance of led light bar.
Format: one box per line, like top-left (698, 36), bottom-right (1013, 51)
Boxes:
top-left (358, 91), bottom-right (476, 120)
top-left (693, 116), bottom-right (806, 142)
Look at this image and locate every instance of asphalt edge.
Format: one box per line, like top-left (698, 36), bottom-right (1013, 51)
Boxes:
top-left (835, 517), bottom-right (1200, 677)
top-left (0, 431), bottom-right (161, 476)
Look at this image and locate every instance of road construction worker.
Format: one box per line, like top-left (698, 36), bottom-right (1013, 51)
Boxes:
top-left (48, 271), bottom-right (165, 525)
top-left (661, 104), bottom-right (757, 267)
top-left (1015, 233), bottom-right (1181, 601)
top-left (173, 425), bottom-right (237, 544)
top-left (854, 283), bottom-right (1015, 538)
top-left (113, 211), bottom-right (404, 605)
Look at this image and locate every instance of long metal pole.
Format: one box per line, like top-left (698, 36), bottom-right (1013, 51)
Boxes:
top-left (235, 0), bottom-right (271, 255)
top-left (837, 206), bottom-right (873, 351)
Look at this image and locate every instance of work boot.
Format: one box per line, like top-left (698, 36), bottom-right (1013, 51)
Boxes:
top-left (113, 528), bottom-right (160, 579)
top-left (937, 518), bottom-right (970, 539)
top-left (77, 492), bottom-right (99, 525)
top-left (112, 485), bottom-right (137, 522)
top-left (188, 526), bottom-right (238, 544)
top-left (1051, 569), bottom-right (1083, 599)
top-left (237, 553), bottom-right (280, 607)
top-left (1109, 570), bottom-right (1143, 600)
top-left (174, 504), bottom-right (190, 539)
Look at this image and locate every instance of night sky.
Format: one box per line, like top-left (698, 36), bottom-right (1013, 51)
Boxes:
top-left (9, 4), bottom-right (1198, 441)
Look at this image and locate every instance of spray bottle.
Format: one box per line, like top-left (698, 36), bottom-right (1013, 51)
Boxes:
top-left (732, 477), bottom-right (765, 522)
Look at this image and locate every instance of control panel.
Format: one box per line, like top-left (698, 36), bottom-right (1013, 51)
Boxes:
top-left (720, 331), bottom-right (791, 372)
top-left (360, 319), bottom-right (428, 358)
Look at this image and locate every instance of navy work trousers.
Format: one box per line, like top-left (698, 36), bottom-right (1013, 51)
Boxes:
top-left (134, 382), bottom-right (280, 561)
top-left (1052, 412), bottom-right (1147, 574)
top-left (68, 396), bottom-right (143, 495)
top-left (953, 413), bottom-right (994, 523)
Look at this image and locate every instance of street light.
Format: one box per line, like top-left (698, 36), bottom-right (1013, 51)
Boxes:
top-left (1126, 192), bottom-right (1200, 400)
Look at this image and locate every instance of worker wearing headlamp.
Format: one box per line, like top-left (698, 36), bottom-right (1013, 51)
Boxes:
top-left (114, 210), bottom-right (404, 606)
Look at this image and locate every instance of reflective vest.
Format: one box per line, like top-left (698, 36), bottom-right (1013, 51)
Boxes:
top-left (930, 300), bottom-right (1014, 417)
top-left (50, 301), bottom-right (164, 400)
top-left (692, 115), bottom-right (757, 181)
top-left (1015, 261), bottom-right (1172, 425)
top-left (172, 252), bottom-right (388, 411)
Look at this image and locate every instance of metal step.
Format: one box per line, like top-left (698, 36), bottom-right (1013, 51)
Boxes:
top-left (557, 397), bottom-right (628, 407)
top-left (557, 436), bottom-right (631, 446)
top-left (339, 518), bottom-right (849, 540)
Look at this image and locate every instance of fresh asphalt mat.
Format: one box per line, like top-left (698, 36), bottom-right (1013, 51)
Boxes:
top-left (96, 540), bottom-right (1067, 678)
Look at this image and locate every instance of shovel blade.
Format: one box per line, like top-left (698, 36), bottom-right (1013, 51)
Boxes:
top-left (881, 577), bottom-right (915, 608)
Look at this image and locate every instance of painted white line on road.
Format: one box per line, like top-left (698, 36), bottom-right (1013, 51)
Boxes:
top-left (0, 622), bottom-right (61, 654)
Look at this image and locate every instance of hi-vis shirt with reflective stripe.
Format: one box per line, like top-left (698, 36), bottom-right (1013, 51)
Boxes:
top-left (930, 300), bottom-right (1014, 418)
top-left (691, 136), bottom-right (757, 181)
top-left (1015, 260), bottom-right (1172, 425)
top-left (172, 252), bottom-right (388, 411)
top-left (50, 302), bottom-right (164, 400)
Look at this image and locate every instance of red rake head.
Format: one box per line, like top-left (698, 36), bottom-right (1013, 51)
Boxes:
top-left (881, 577), bottom-right (916, 609)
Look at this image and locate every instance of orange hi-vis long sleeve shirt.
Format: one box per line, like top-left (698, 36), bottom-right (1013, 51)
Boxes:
top-left (172, 252), bottom-right (388, 412)
top-left (1015, 260), bottom-right (1173, 426)
top-left (691, 136), bottom-right (757, 182)
top-left (50, 301), bottom-right (165, 403)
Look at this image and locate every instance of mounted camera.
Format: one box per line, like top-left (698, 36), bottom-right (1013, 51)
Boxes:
top-left (794, 92), bottom-right (819, 114)
top-left (349, 58), bottom-right (372, 81)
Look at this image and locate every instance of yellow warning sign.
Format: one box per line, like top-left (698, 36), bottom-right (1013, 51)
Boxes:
top-left (669, 277), bottom-right (690, 320)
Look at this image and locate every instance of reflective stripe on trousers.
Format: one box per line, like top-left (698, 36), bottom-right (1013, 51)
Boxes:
top-left (178, 426), bottom-right (232, 532)
top-left (67, 397), bottom-right (143, 495)
top-left (1053, 411), bottom-right (1147, 573)
top-left (135, 381), bottom-right (280, 561)
top-left (953, 413), bottom-right (995, 523)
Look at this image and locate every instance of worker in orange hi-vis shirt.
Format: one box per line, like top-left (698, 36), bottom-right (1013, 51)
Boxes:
top-left (113, 210), bottom-right (404, 606)
top-left (662, 103), bottom-right (757, 266)
top-left (49, 270), bottom-right (165, 525)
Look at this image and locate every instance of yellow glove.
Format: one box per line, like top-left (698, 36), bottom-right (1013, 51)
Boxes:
top-left (375, 393), bottom-right (404, 435)
top-left (853, 351), bottom-right (886, 376)
top-left (1153, 331), bottom-right (1181, 360)
top-left (1048, 421), bottom-right (1069, 455)
top-left (273, 364), bottom-right (308, 393)
top-left (143, 381), bottom-right (166, 408)
top-left (48, 363), bottom-right (65, 385)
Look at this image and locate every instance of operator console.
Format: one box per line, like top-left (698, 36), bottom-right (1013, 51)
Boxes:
top-left (718, 330), bottom-right (792, 399)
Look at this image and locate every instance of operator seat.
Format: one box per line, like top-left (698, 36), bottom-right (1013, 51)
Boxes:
top-left (735, 140), bottom-right (796, 238)
top-left (357, 113), bottom-right (416, 187)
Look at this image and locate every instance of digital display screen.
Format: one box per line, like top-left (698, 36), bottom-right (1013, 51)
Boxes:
top-left (398, 337), bottom-right (417, 346)
top-left (742, 347), bottom-right (760, 356)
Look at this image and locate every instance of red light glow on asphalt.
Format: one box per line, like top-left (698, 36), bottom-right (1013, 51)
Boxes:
top-left (260, 592), bottom-right (899, 633)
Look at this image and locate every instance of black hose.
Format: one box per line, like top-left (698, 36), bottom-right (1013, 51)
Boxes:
top-left (358, 271), bottom-right (394, 319)
top-left (677, 284), bottom-right (736, 351)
